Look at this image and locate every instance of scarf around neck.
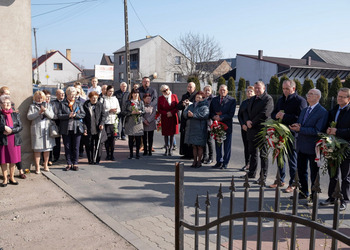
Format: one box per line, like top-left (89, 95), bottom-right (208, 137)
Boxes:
top-left (2, 108), bottom-right (13, 127)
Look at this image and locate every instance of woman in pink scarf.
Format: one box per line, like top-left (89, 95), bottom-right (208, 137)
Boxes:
top-left (0, 95), bottom-right (22, 187)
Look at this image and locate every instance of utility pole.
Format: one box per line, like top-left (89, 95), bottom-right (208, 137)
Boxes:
top-left (124, 0), bottom-right (131, 92)
top-left (33, 28), bottom-right (40, 84)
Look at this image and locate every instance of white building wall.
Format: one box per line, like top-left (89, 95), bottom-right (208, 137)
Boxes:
top-left (236, 55), bottom-right (278, 85)
top-left (34, 52), bottom-right (81, 86)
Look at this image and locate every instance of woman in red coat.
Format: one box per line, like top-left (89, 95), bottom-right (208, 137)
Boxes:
top-left (158, 85), bottom-right (179, 156)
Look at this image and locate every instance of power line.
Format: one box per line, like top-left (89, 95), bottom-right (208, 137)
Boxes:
top-left (31, 1), bottom-right (92, 5)
top-left (32, 0), bottom-right (97, 18)
top-left (128, 0), bottom-right (150, 36)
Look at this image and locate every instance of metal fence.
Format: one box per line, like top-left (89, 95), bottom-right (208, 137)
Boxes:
top-left (175, 162), bottom-right (350, 250)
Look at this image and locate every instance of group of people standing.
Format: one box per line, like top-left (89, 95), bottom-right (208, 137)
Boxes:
top-left (1, 77), bottom-right (349, 212)
top-left (238, 79), bottom-right (349, 211)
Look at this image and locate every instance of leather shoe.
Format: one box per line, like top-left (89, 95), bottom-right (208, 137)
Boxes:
top-left (206, 159), bottom-right (213, 164)
top-left (320, 198), bottom-right (335, 206)
top-left (0, 182), bottom-right (8, 187)
top-left (212, 162), bottom-right (222, 169)
top-left (221, 164), bottom-right (228, 169)
top-left (269, 182), bottom-right (286, 188)
top-left (340, 202), bottom-right (347, 211)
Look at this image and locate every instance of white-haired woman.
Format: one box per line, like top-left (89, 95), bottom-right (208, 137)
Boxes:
top-left (58, 86), bottom-right (85, 171)
top-left (0, 95), bottom-right (23, 187)
top-left (27, 91), bottom-right (55, 173)
top-left (157, 84), bottom-right (179, 156)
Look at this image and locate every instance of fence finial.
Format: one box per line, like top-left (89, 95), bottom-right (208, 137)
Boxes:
top-left (332, 180), bottom-right (343, 201)
top-left (311, 172), bottom-right (322, 194)
top-left (243, 174), bottom-right (251, 188)
top-left (195, 194), bottom-right (200, 209)
top-left (205, 191), bottom-right (211, 206)
top-left (230, 175), bottom-right (236, 192)
top-left (292, 171), bottom-right (301, 189)
top-left (217, 184), bottom-right (223, 199)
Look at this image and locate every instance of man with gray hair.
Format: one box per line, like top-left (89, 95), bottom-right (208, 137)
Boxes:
top-left (290, 88), bottom-right (328, 202)
top-left (177, 82), bottom-right (197, 159)
top-left (320, 88), bottom-right (350, 211)
top-left (51, 89), bottom-right (65, 162)
top-left (114, 82), bottom-right (129, 140)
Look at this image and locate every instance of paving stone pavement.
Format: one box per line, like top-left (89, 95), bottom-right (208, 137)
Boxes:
top-left (42, 123), bottom-right (350, 249)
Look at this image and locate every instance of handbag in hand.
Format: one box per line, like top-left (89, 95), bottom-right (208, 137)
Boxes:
top-left (49, 121), bottom-right (60, 138)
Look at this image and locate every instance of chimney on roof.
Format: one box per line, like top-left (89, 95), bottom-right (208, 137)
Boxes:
top-left (66, 49), bottom-right (71, 61)
top-left (307, 56), bottom-right (311, 66)
top-left (258, 50), bottom-right (263, 60)
top-left (146, 35), bottom-right (151, 39)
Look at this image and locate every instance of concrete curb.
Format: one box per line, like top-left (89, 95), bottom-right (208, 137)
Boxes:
top-left (42, 171), bottom-right (152, 250)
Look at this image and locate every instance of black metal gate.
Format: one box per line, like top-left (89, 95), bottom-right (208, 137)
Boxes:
top-left (175, 162), bottom-right (350, 250)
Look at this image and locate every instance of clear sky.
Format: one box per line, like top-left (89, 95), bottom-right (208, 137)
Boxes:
top-left (31, 0), bottom-right (350, 69)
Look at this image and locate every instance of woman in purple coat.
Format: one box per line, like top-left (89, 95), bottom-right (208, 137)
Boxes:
top-left (0, 95), bottom-right (22, 187)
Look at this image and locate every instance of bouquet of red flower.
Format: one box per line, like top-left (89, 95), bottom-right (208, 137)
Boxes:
top-left (130, 102), bottom-right (140, 123)
top-left (155, 111), bottom-right (162, 131)
top-left (210, 120), bottom-right (228, 146)
top-left (257, 119), bottom-right (294, 168)
top-left (315, 121), bottom-right (350, 177)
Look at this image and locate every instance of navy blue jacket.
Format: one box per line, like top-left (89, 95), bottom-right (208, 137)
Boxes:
top-left (209, 95), bottom-right (236, 134)
top-left (296, 103), bottom-right (328, 155)
top-left (138, 86), bottom-right (158, 107)
top-left (271, 92), bottom-right (307, 126)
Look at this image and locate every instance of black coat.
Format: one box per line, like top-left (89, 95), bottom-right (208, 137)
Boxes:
top-left (246, 92), bottom-right (274, 141)
top-left (0, 112), bottom-right (23, 146)
top-left (238, 98), bottom-right (250, 126)
top-left (114, 89), bottom-right (129, 114)
top-left (83, 100), bottom-right (107, 136)
top-left (138, 86), bottom-right (158, 107)
top-left (58, 99), bottom-right (86, 135)
top-left (271, 92), bottom-right (307, 126)
top-left (176, 91), bottom-right (198, 130)
top-left (328, 104), bottom-right (350, 142)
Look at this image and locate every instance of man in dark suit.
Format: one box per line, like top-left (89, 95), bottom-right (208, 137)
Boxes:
top-left (177, 82), bottom-right (197, 159)
top-left (246, 81), bottom-right (274, 182)
top-left (320, 88), bottom-right (350, 211)
top-left (209, 84), bottom-right (236, 169)
top-left (290, 88), bottom-right (328, 200)
top-left (114, 82), bottom-right (129, 140)
top-left (138, 76), bottom-right (158, 107)
top-left (270, 80), bottom-right (307, 192)
top-left (51, 89), bottom-right (65, 162)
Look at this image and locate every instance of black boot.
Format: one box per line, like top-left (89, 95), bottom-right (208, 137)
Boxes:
top-left (168, 147), bottom-right (172, 156)
top-left (164, 146), bottom-right (168, 156)
top-left (143, 148), bottom-right (148, 156)
top-left (128, 152), bottom-right (133, 159)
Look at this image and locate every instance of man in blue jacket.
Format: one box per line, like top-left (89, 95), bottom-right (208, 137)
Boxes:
top-left (209, 84), bottom-right (236, 169)
top-left (270, 80), bottom-right (307, 192)
top-left (320, 88), bottom-right (350, 211)
top-left (290, 88), bottom-right (328, 201)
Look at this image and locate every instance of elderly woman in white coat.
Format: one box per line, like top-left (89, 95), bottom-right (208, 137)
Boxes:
top-left (27, 91), bottom-right (55, 173)
top-left (104, 85), bottom-right (120, 160)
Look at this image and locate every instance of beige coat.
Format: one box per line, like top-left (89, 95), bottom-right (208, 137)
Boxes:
top-left (27, 103), bottom-right (56, 152)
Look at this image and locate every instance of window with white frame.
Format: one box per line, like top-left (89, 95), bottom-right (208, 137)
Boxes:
top-left (174, 73), bottom-right (181, 82)
top-left (175, 56), bottom-right (181, 65)
top-left (119, 72), bottom-right (124, 81)
top-left (119, 55), bottom-right (124, 65)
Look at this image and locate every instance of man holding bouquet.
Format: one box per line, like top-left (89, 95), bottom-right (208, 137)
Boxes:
top-left (270, 80), bottom-right (307, 192)
top-left (320, 88), bottom-right (350, 211)
top-left (209, 84), bottom-right (236, 169)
